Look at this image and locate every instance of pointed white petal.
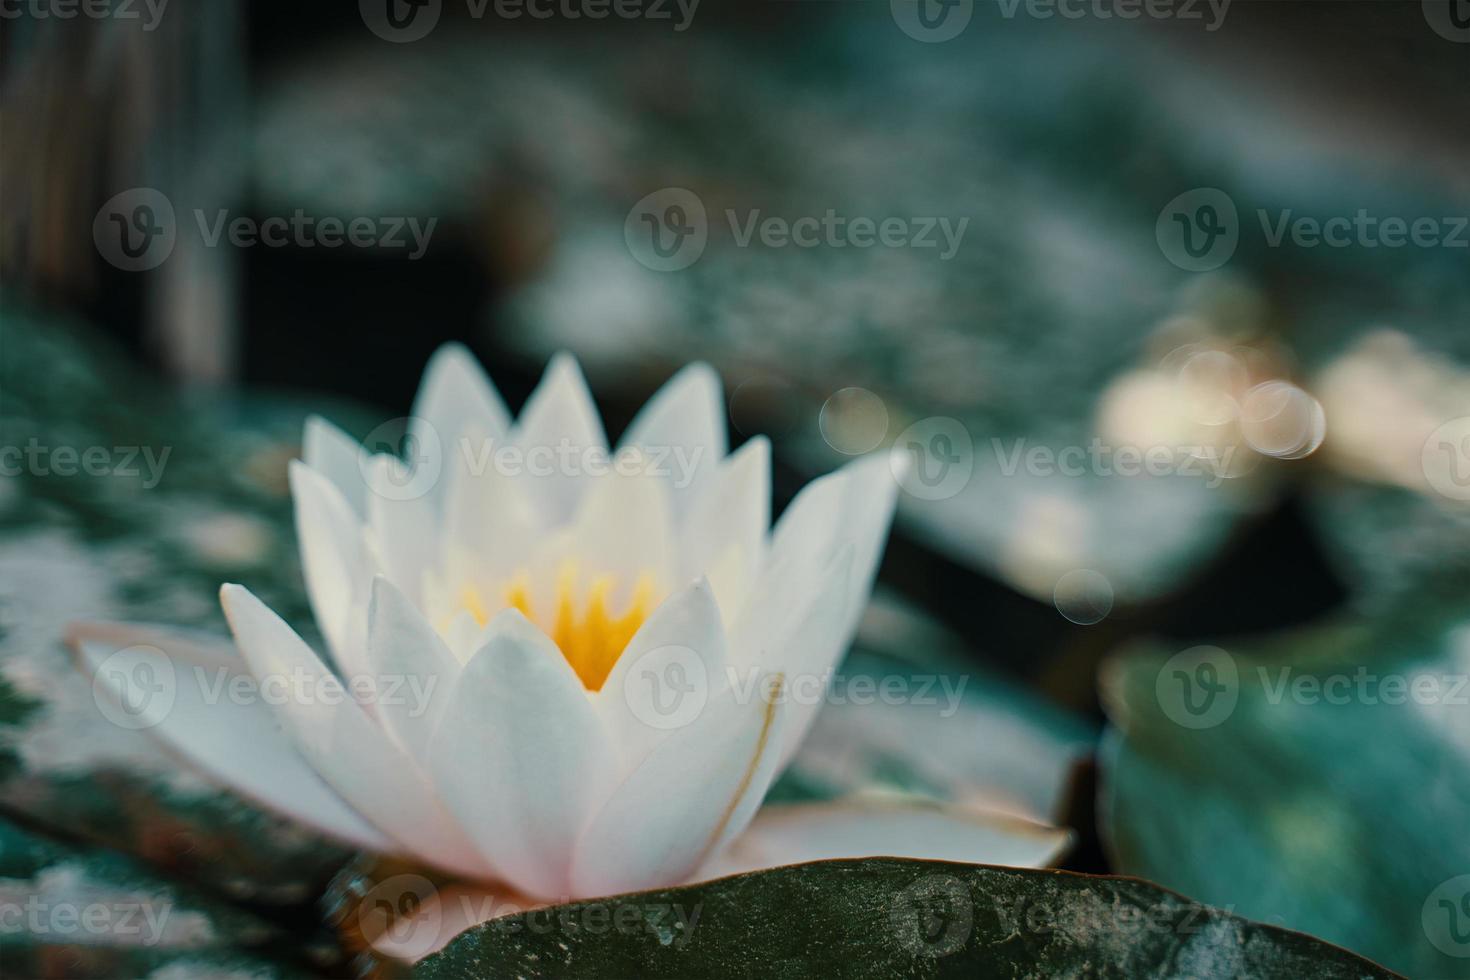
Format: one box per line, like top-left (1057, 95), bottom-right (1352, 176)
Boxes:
top-left (409, 344), bottom-right (513, 516)
top-left (510, 353), bottom-right (608, 527)
top-left (219, 585), bottom-right (493, 878)
top-left (694, 800), bottom-right (1072, 883)
top-left (290, 460), bottom-right (376, 678)
top-left (428, 609), bottom-right (619, 899)
top-left (595, 578), bottom-right (728, 771)
top-left (618, 362), bottom-right (726, 519)
top-left (828, 453), bottom-right (900, 622)
top-left (67, 621), bottom-right (390, 853)
top-left (303, 415), bottom-right (368, 518)
top-left (365, 576), bottom-right (462, 763)
top-left (769, 453), bottom-right (896, 602)
top-left (572, 674), bottom-right (786, 897)
top-left (679, 436), bottom-right (770, 623)
top-left (441, 610), bottom-right (487, 665)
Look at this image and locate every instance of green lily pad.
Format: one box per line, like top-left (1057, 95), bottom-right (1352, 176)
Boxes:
top-left (1099, 594), bottom-right (1470, 978)
top-left (412, 858), bottom-right (1396, 979)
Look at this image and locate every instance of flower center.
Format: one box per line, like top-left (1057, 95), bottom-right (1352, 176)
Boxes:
top-left (458, 562), bottom-right (657, 692)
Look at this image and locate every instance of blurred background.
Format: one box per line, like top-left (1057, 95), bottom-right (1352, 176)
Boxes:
top-left (2, 2), bottom-right (1469, 977)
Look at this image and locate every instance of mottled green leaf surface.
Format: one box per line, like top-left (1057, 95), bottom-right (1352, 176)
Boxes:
top-left (0, 302), bottom-right (358, 902)
top-left (0, 813), bottom-right (308, 978)
top-left (1100, 594), bottom-right (1470, 978)
top-left (413, 858), bottom-right (1396, 979)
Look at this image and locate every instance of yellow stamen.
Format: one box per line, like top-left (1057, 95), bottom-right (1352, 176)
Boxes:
top-left (452, 563), bottom-right (656, 691)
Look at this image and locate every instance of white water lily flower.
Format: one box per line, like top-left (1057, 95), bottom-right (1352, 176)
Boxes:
top-left (72, 346), bottom-right (1068, 903)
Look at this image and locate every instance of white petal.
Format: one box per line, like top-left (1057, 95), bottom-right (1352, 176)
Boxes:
top-left (412, 343), bottom-right (513, 438)
top-left (569, 460), bottom-right (678, 592)
top-left (428, 609), bottom-right (619, 899)
top-left (618, 362), bottom-right (726, 519)
top-left (410, 343), bottom-right (513, 515)
top-left (595, 578), bottom-right (728, 772)
top-left (510, 353), bottom-right (608, 527)
top-left (290, 460), bottom-right (376, 678)
top-left (679, 437), bottom-right (770, 624)
top-left (748, 546), bottom-right (856, 768)
top-left (828, 453), bottom-right (900, 621)
top-left (67, 621), bottom-right (390, 853)
top-left (303, 415), bottom-right (368, 518)
top-left (694, 800), bottom-right (1072, 883)
top-left (770, 453), bottom-right (897, 608)
top-left (364, 576), bottom-right (462, 763)
top-left (441, 610), bottom-right (487, 665)
top-left (441, 420), bottom-right (544, 590)
top-left (572, 674), bottom-right (786, 897)
top-left (365, 454), bottom-right (438, 607)
top-left (219, 584), bottom-right (492, 878)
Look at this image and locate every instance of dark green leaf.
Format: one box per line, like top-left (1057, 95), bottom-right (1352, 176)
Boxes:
top-left (412, 858), bottom-right (1396, 979)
